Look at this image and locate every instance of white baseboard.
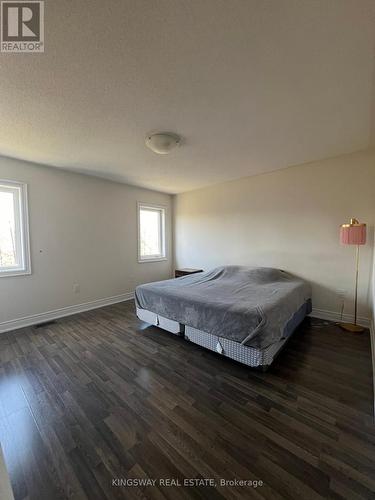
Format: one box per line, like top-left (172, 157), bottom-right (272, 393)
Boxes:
top-left (310, 308), bottom-right (371, 328)
top-left (0, 292), bottom-right (135, 334)
top-left (1, 298), bottom-right (371, 336)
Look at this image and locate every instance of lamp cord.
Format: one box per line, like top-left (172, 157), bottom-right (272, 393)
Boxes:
top-left (340, 300), bottom-right (344, 321)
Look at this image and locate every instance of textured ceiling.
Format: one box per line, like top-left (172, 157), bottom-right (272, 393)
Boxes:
top-left (0, 0), bottom-right (374, 193)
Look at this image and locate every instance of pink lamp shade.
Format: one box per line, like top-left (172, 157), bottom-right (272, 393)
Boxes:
top-left (340, 218), bottom-right (366, 245)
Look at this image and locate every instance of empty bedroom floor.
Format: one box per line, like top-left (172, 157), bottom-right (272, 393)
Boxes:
top-left (0, 301), bottom-right (373, 500)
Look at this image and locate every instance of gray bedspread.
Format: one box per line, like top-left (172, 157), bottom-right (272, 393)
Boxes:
top-left (135, 266), bottom-right (312, 349)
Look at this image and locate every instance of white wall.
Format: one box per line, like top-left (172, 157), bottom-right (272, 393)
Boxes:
top-left (0, 156), bottom-right (173, 326)
top-left (174, 150), bottom-right (375, 323)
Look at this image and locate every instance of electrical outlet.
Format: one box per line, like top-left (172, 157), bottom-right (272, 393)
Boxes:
top-left (73, 283), bottom-right (80, 294)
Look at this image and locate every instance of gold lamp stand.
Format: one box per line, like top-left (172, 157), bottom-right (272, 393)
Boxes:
top-left (339, 244), bottom-right (365, 333)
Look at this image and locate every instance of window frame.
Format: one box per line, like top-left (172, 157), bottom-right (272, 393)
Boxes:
top-left (137, 202), bottom-right (167, 263)
top-left (0, 180), bottom-right (31, 278)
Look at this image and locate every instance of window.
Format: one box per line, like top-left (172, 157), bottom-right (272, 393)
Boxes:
top-left (0, 181), bottom-right (31, 277)
top-left (138, 203), bottom-right (166, 262)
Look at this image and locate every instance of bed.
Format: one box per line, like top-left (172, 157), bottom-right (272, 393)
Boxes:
top-left (135, 266), bottom-right (312, 369)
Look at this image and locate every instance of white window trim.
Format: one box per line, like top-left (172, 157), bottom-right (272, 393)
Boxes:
top-left (0, 180), bottom-right (31, 278)
top-left (137, 202), bottom-right (167, 263)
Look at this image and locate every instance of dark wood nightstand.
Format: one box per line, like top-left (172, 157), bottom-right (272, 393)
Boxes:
top-left (175, 268), bottom-right (203, 278)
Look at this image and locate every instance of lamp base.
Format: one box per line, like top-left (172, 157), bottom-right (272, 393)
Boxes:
top-left (339, 322), bottom-right (365, 334)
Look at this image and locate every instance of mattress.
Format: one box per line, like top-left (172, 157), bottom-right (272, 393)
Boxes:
top-left (136, 300), bottom-right (311, 368)
top-left (136, 307), bottom-right (183, 335)
top-left (184, 326), bottom-right (287, 367)
top-left (135, 265), bottom-right (312, 349)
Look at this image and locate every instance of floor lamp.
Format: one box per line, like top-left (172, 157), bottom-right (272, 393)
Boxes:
top-left (339, 218), bottom-right (366, 333)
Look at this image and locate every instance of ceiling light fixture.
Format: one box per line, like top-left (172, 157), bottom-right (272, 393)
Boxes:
top-left (145, 132), bottom-right (181, 155)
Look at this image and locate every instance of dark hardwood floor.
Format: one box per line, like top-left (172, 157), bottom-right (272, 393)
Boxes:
top-left (0, 301), bottom-right (374, 500)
